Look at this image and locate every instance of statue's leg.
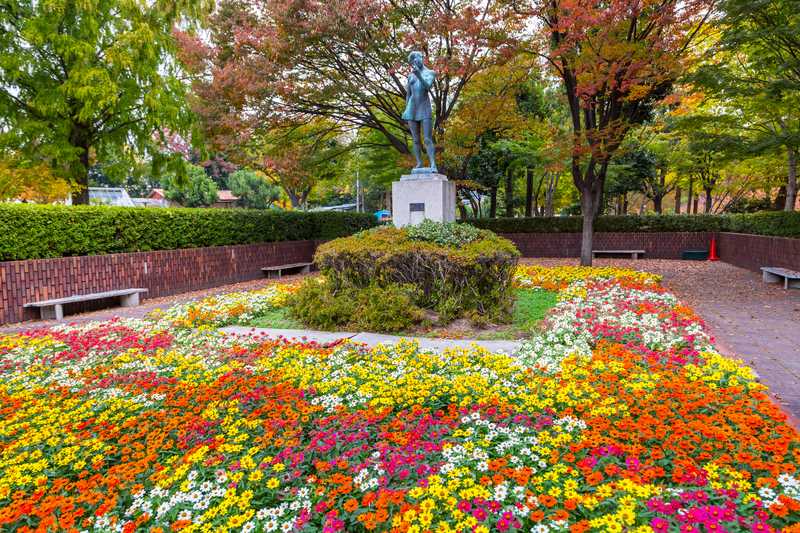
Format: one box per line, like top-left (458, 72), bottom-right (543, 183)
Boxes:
top-left (407, 120), bottom-right (423, 168)
top-left (422, 118), bottom-right (436, 171)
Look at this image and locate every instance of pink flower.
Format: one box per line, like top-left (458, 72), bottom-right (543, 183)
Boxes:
top-left (651, 518), bottom-right (669, 532)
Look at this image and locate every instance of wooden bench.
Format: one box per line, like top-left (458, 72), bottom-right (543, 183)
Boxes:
top-left (24, 288), bottom-right (148, 321)
top-left (261, 262), bottom-right (312, 278)
top-left (761, 267), bottom-right (800, 290)
top-left (592, 249), bottom-right (645, 260)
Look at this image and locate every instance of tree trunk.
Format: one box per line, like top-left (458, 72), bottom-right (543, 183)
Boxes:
top-left (653, 195), bottom-right (663, 214)
top-left (489, 187), bottom-right (497, 218)
top-left (525, 168), bottom-right (533, 217)
top-left (693, 195), bottom-right (699, 214)
top-left (544, 173), bottom-right (558, 217)
top-left (775, 186), bottom-right (787, 210)
top-left (674, 186), bottom-right (682, 214)
top-left (687, 178), bottom-right (694, 214)
top-left (505, 170), bottom-right (514, 217)
top-left (69, 130), bottom-right (91, 205)
top-left (704, 187), bottom-right (713, 213)
top-left (786, 146), bottom-right (797, 211)
top-left (580, 191), bottom-right (595, 266)
top-left (622, 193), bottom-right (629, 215)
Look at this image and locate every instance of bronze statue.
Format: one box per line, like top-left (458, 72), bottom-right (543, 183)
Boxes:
top-left (402, 51), bottom-right (437, 173)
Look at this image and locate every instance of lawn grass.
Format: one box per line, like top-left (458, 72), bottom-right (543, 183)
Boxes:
top-left (245, 307), bottom-right (304, 329)
top-left (413, 288), bottom-right (558, 340)
top-left (512, 288), bottom-right (559, 330)
top-left (241, 288), bottom-right (558, 339)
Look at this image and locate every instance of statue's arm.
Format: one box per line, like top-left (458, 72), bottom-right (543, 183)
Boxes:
top-left (420, 69), bottom-right (435, 91)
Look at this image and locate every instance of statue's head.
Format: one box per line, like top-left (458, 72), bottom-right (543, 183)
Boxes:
top-left (408, 51), bottom-right (424, 69)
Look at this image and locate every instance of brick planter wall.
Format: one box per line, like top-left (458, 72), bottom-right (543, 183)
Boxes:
top-left (501, 232), bottom-right (713, 259)
top-left (717, 233), bottom-right (800, 272)
top-left (0, 240), bottom-right (318, 325)
top-left (3, 231), bottom-right (798, 325)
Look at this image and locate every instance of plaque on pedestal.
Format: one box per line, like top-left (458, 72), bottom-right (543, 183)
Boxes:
top-left (392, 173), bottom-right (456, 228)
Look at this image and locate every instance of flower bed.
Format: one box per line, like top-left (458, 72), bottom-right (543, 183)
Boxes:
top-left (1, 267), bottom-right (799, 532)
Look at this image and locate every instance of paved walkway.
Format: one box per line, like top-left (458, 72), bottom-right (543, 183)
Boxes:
top-left (221, 326), bottom-right (522, 354)
top-left (525, 258), bottom-right (800, 418)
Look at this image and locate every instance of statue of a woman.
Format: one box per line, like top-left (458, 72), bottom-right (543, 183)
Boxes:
top-left (402, 51), bottom-right (437, 173)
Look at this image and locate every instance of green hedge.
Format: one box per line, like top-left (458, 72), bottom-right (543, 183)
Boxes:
top-left (0, 204), bottom-right (376, 261)
top-left (315, 225), bottom-right (520, 322)
top-left (467, 211), bottom-right (800, 238)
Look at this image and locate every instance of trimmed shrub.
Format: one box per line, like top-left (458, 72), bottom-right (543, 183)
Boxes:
top-left (467, 212), bottom-right (800, 238)
top-left (407, 219), bottom-right (484, 247)
top-left (468, 214), bottom-right (726, 234)
top-left (314, 224), bottom-right (521, 322)
top-left (289, 278), bottom-right (424, 333)
top-left (0, 204), bottom-right (376, 260)
top-left (724, 211), bottom-right (800, 238)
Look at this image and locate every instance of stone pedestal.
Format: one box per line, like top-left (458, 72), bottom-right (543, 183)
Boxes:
top-left (392, 173), bottom-right (456, 227)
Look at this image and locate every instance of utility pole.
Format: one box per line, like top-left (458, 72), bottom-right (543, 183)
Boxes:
top-left (356, 167), bottom-right (361, 213)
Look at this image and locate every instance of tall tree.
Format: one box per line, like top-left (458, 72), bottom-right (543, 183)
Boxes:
top-left (228, 169), bottom-right (282, 209)
top-left (702, 0), bottom-right (800, 210)
top-left (693, 51), bottom-right (800, 211)
top-left (517, 0), bottom-right (715, 264)
top-left (163, 165), bottom-right (219, 208)
top-left (177, 0), bottom-right (520, 158)
top-left (0, 0), bottom-right (206, 203)
top-left (249, 121), bottom-right (348, 209)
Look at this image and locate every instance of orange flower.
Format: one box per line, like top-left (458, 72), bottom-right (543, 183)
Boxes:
top-left (539, 495), bottom-right (557, 508)
top-left (343, 498), bottom-right (359, 513)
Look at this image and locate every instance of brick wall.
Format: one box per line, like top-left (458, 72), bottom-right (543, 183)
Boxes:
top-left (3, 231), bottom-right (798, 325)
top-left (0, 240), bottom-right (318, 324)
top-left (717, 233), bottom-right (800, 272)
top-left (501, 232), bottom-right (713, 259)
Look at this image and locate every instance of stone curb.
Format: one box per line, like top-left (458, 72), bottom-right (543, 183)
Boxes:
top-left (219, 326), bottom-right (522, 355)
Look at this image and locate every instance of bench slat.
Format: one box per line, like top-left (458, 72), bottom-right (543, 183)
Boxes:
top-left (592, 250), bottom-right (645, 254)
top-left (25, 288), bottom-right (147, 308)
top-left (761, 267), bottom-right (800, 279)
top-left (261, 262), bottom-right (313, 271)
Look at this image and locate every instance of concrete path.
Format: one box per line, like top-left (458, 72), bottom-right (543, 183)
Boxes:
top-left (220, 326), bottom-right (523, 354)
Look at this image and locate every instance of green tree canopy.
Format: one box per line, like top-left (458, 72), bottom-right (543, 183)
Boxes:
top-left (164, 165), bottom-right (218, 208)
top-left (228, 169), bottom-right (282, 209)
top-left (0, 0), bottom-right (207, 203)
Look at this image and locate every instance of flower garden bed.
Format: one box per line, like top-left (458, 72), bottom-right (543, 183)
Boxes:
top-left (1, 266), bottom-right (799, 532)
top-left (145, 270), bottom-right (562, 340)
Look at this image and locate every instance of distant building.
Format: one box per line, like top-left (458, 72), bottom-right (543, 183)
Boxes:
top-left (86, 187), bottom-right (135, 207)
top-left (132, 198), bottom-right (168, 208)
top-left (310, 203), bottom-right (357, 212)
top-left (149, 189), bottom-right (167, 201)
top-left (212, 190), bottom-right (240, 208)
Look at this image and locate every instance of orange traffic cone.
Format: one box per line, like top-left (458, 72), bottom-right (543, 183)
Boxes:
top-left (708, 236), bottom-right (719, 262)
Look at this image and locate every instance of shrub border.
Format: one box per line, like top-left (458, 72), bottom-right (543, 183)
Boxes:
top-left (466, 212), bottom-right (800, 239)
top-left (0, 204), bottom-right (376, 261)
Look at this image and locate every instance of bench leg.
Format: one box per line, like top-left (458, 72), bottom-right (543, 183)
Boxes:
top-left (301, 264), bottom-right (310, 274)
top-left (632, 253), bottom-right (639, 260)
top-left (41, 304), bottom-right (64, 321)
top-left (763, 271), bottom-right (781, 284)
top-left (120, 293), bottom-right (140, 307)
